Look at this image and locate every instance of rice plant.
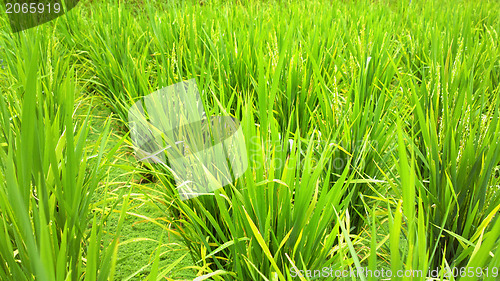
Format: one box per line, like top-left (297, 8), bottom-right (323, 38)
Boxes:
top-left (0, 0), bottom-right (499, 280)
top-left (0, 26), bottom-right (126, 280)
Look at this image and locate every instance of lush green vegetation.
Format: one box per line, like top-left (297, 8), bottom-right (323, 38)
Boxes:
top-left (0, 0), bottom-right (499, 280)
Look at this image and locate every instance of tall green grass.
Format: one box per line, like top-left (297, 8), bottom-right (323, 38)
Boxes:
top-left (1, 0), bottom-right (499, 280)
top-left (0, 26), bottom-right (127, 280)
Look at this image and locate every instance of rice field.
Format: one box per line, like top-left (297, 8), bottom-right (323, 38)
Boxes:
top-left (0, 0), bottom-right (499, 280)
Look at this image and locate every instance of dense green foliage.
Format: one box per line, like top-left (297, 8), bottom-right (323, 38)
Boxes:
top-left (0, 30), bottom-right (126, 280)
top-left (1, 0), bottom-right (499, 280)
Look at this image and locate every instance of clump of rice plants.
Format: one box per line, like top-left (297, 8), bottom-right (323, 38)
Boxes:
top-left (0, 28), bottom-right (127, 280)
top-left (1, 0), bottom-right (499, 280)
